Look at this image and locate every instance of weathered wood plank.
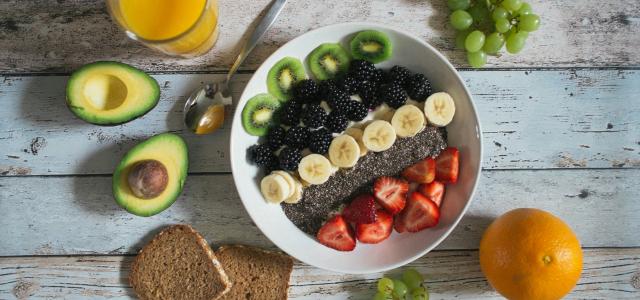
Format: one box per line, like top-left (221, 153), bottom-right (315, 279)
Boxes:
top-left (1, 70), bottom-right (638, 176)
top-left (0, 169), bottom-right (638, 256)
top-left (0, 249), bottom-right (638, 299)
top-left (0, 0), bottom-right (639, 73)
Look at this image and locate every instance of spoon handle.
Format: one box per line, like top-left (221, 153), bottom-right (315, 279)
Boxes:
top-left (226, 0), bottom-right (288, 83)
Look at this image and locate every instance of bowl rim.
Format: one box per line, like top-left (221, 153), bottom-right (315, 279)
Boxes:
top-left (229, 21), bottom-right (483, 273)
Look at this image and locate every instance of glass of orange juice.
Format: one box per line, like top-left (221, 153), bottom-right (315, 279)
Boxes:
top-left (106, 0), bottom-right (219, 57)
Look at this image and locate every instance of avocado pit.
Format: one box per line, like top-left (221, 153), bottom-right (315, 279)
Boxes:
top-left (127, 159), bottom-right (169, 199)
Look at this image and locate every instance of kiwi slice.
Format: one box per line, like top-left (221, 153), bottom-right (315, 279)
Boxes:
top-left (350, 30), bottom-right (392, 63)
top-left (306, 43), bottom-right (351, 80)
top-left (242, 93), bottom-right (282, 136)
top-left (267, 57), bottom-right (306, 101)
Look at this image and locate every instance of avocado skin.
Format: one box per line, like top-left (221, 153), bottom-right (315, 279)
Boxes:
top-left (112, 133), bottom-right (189, 217)
top-left (66, 61), bottom-right (160, 126)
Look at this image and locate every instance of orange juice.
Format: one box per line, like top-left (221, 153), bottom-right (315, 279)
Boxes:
top-left (108, 0), bottom-right (219, 57)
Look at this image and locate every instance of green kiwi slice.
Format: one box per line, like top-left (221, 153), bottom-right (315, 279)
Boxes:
top-left (267, 57), bottom-right (306, 101)
top-left (306, 43), bottom-right (351, 80)
top-left (242, 93), bottom-right (281, 136)
top-left (350, 30), bottom-right (392, 63)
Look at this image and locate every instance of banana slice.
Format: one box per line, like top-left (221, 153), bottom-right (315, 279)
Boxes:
top-left (362, 120), bottom-right (397, 152)
top-left (329, 135), bottom-right (360, 168)
top-left (344, 127), bottom-right (368, 157)
top-left (424, 92), bottom-right (455, 127)
top-left (391, 104), bottom-right (426, 138)
top-left (298, 154), bottom-right (332, 185)
top-left (260, 174), bottom-right (291, 204)
top-left (273, 171), bottom-right (297, 197)
top-left (284, 180), bottom-right (303, 204)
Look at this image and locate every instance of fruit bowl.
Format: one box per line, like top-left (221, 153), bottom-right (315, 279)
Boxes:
top-left (230, 22), bottom-right (482, 274)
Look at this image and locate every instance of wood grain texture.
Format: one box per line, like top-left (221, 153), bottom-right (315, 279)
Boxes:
top-left (0, 0), bottom-right (639, 73)
top-left (0, 169), bottom-right (638, 256)
top-left (1, 70), bottom-right (638, 176)
top-left (1, 249), bottom-right (638, 299)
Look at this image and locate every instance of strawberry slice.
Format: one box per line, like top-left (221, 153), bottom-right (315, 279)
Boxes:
top-left (317, 215), bottom-right (356, 251)
top-left (356, 210), bottom-right (393, 244)
top-left (343, 194), bottom-right (377, 224)
top-left (402, 157), bottom-right (436, 183)
top-left (397, 192), bottom-right (440, 233)
top-left (417, 181), bottom-right (446, 207)
top-left (373, 176), bottom-right (409, 215)
top-left (435, 147), bottom-right (459, 183)
top-left (394, 215), bottom-right (407, 233)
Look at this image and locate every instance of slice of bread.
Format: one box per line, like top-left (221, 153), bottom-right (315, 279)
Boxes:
top-left (216, 245), bottom-right (294, 300)
top-left (129, 225), bottom-right (231, 300)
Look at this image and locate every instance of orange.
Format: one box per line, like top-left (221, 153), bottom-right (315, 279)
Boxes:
top-left (479, 208), bottom-right (583, 300)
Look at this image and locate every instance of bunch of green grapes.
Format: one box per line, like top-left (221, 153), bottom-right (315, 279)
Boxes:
top-left (373, 268), bottom-right (429, 300)
top-left (447, 0), bottom-right (540, 67)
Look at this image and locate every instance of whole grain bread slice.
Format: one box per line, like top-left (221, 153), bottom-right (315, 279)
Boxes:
top-left (129, 225), bottom-right (231, 300)
top-left (216, 245), bottom-right (294, 300)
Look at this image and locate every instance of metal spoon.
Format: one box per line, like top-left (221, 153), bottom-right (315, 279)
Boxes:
top-left (184, 0), bottom-right (288, 134)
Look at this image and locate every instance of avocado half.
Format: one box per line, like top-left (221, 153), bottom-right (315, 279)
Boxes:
top-left (113, 133), bottom-right (188, 217)
top-left (66, 61), bottom-right (160, 125)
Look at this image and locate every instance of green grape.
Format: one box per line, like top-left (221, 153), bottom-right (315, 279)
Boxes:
top-left (372, 291), bottom-right (391, 300)
top-left (506, 31), bottom-right (527, 53)
top-left (401, 268), bottom-right (424, 290)
top-left (491, 7), bottom-right (509, 21)
top-left (411, 287), bottom-right (430, 300)
top-left (501, 0), bottom-right (523, 12)
top-left (483, 32), bottom-right (505, 54)
top-left (377, 277), bottom-right (394, 294)
top-left (517, 2), bottom-right (533, 16)
top-left (450, 10), bottom-right (473, 30)
top-left (467, 51), bottom-right (487, 68)
top-left (464, 30), bottom-right (485, 52)
top-left (392, 279), bottom-right (408, 299)
top-left (467, 4), bottom-right (490, 24)
top-left (447, 0), bottom-right (471, 11)
top-left (518, 14), bottom-right (540, 31)
top-left (455, 30), bottom-right (471, 49)
top-left (494, 18), bottom-right (511, 33)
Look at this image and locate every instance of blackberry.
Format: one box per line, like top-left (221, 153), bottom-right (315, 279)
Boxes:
top-left (378, 83), bottom-right (407, 109)
top-left (279, 99), bottom-right (303, 126)
top-left (362, 94), bottom-right (384, 110)
top-left (389, 65), bottom-right (412, 86)
top-left (369, 68), bottom-right (388, 84)
top-left (302, 103), bottom-right (327, 128)
top-left (284, 126), bottom-right (310, 149)
top-left (325, 111), bottom-right (349, 133)
top-left (279, 147), bottom-right (302, 171)
top-left (345, 100), bottom-right (368, 121)
top-left (248, 144), bottom-right (276, 167)
top-left (349, 59), bottom-right (376, 81)
top-left (358, 80), bottom-right (383, 109)
top-left (338, 75), bottom-right (360, 95)
top-left (308, 128), bottom-right (332, 154)
top-left (404, 73), bottom-right (432, 101)
top-left (266, 126), bottom-right (286, 150)
top-left (327, 89), bottom-right (351, 112)
top-left (318, 79), bottom-right (339, 100)
top-left (294, 79), bottom-right (320, 103)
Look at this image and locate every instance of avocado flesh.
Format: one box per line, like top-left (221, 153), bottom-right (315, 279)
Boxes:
top-left (113, 133), bottom-right (188, 217)
top-left (66, 61), bottom-right (160, 125)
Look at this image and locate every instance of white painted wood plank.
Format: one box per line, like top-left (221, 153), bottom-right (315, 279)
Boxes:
top-left (0, 169), bottom-right (638, 256)
top-left (1, 70), bottom-right (638, 175)
top-left (1, 249), bottom-right (638, 299)
top-left (0, 0), bottom-right (638, 73)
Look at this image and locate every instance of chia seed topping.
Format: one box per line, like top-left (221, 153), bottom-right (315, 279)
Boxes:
top-left (282, 126), bottom-right (447, 235)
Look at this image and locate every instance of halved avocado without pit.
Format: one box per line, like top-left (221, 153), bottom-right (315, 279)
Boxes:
top-left (113, 133), bottom-right (188, 217)
top-left (66, 61), bottom-right (160, 125)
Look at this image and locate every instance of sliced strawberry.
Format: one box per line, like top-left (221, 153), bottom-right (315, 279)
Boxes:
top-left (343, 194), bottom-right (377, 224)
top-left (317, 215), bottom-right (356, 251)
top-left (397, 192), bottom-right (440, 233)
top-left (417, 181), bottom-right (446, 207)
top-left (373, 176), bottom-right (409, 215)
top-left (435, 147), bottom-right (459, 183)
top-left (356, 210), bottom-right (393, 244)
top-left (394, 215), bottom-right (407, 233)
top-left (402, 157), bottom-right (436, 183)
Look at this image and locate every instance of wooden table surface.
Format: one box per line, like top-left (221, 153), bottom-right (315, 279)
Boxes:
top-left (1, 0), bottom-right (639, 299)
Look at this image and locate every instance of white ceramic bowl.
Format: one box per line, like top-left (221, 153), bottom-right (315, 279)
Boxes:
top-left (230, 22), bottom-right (482, 274)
